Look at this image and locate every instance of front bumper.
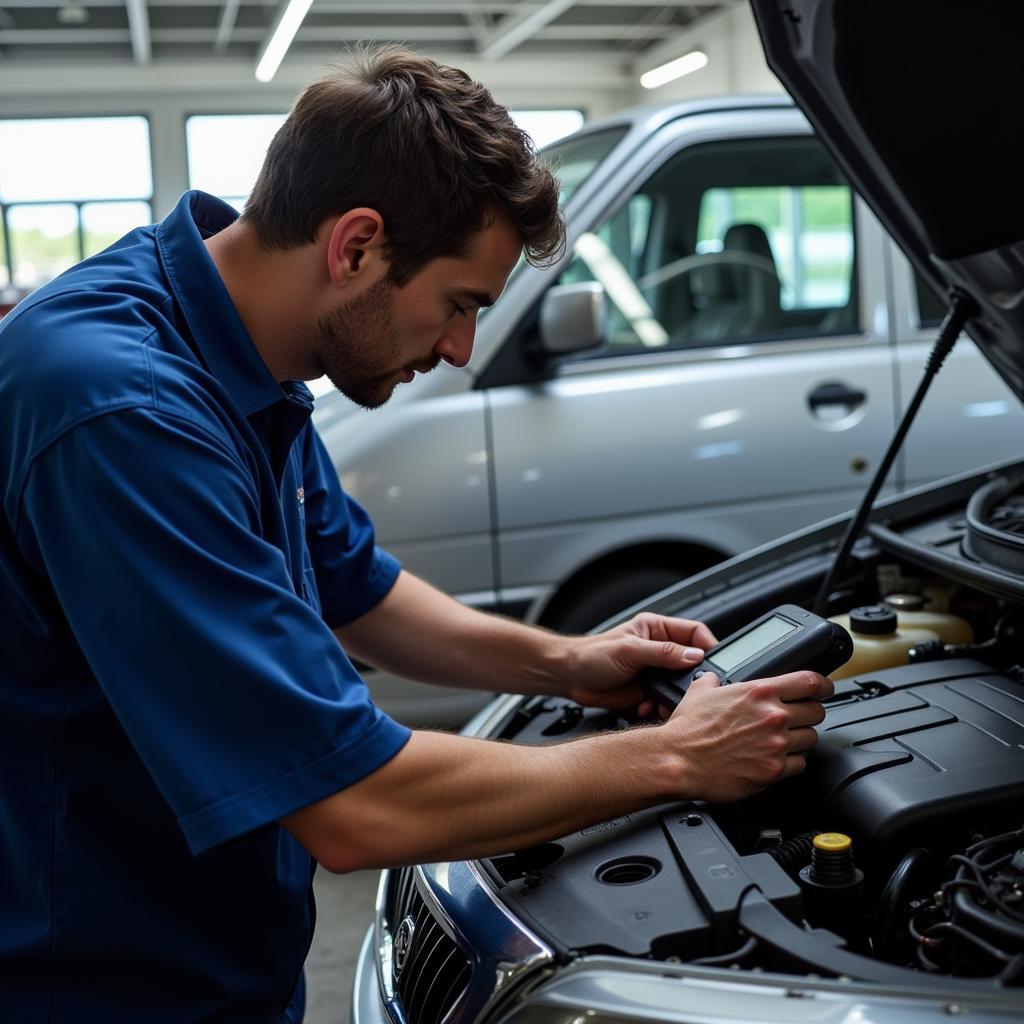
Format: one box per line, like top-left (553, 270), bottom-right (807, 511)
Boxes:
top-left (351, 924), bottom-right (390, 1024)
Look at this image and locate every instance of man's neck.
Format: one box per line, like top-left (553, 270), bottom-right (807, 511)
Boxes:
top-left (204, 220), bottom-right (321, 382)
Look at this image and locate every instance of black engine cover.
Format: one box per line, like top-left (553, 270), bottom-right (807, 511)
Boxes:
top-left (812, 659), bottom-right (1024, 844)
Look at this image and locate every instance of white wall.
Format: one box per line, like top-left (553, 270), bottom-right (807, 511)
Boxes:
top-left (628, 3), bottom-right (784, 105)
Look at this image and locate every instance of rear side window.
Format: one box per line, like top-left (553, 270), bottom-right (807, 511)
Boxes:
top-left (557, 134), bottom-right (860, 354)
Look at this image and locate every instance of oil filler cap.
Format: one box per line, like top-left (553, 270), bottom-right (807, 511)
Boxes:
top-left (849, 605), bottom-right (897, 635)
top-left (813, 832), bottom-right (852, 854)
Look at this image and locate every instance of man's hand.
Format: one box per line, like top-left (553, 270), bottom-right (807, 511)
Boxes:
top-left (561, 612), bottom-right (718, 712)
top-left (663, 670), bottom-right (834, 802)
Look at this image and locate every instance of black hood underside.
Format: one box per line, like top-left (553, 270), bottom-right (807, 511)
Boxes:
top-left (751, 0), bottom-right (1024, 402)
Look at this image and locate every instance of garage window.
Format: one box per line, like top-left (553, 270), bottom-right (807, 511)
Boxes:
top-left (513, 109), bottom-right (584, 149)
top-left (185, 109), bottom-right (585, 216)
top-left (186, 114), bottom-right (288, 211)
top-left (0, 116), bottom-right (153, 292)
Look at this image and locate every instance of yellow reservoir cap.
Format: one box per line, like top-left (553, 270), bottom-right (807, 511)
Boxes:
top-left (814, 832), bottom-right (852, 852)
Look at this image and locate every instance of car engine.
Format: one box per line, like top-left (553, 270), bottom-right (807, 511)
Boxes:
top-left (471, 471), bottom-right (1024, 990)
top-left (374, 470), bottom-right (1024, 1024)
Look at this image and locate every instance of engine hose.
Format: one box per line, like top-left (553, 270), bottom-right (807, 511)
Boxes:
top-left (875, 848), bottom-right (935, 955)
top-left (1000, 953), bottom-right (1024, 984)
top-left (926, 921), bottom-right (1012, 964)
top-left (966, 827), bottom-right (1024, 860)
top-left (767, 831), bottom-right (821, 875)
top-left (692, 935), bottom-right (758, 966)
top-left (952, 888), bottom-right (1024, 945)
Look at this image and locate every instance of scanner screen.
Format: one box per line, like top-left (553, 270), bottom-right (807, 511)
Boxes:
top-left (711, 615), bottom-right (797, 673)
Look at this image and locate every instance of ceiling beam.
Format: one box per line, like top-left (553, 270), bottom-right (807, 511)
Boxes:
top-left (634, 4), bottom-right (728, 71)
top-left (0, 21), bottom-right (680, 47)
top-left (461, 0), bottom-right (490, 48)
top-left (478, 0), bottom-right (577, 60)
top-left (213, 0), bottom-right (240, 51)
top-left (125, 0), bottom-right (151, 62)
top-left (0, 28), bottom-right (130, 43)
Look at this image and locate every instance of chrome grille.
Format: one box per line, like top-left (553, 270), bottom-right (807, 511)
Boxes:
top-left (387, 869), bottom-right (472, 1024)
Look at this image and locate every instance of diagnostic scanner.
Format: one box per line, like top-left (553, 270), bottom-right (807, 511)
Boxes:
top-left (642, 603), bottom-right (853, 710)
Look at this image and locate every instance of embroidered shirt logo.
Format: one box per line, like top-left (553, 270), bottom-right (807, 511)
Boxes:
top-left (296, 487), bottom-right (305, 505)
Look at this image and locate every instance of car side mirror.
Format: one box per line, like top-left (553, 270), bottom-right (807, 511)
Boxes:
top-left (538, 282), bottom-right (607, 355)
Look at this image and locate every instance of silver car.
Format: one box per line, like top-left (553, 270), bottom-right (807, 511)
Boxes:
top-left (314, 93), bottom-right (1021, 726)
top-left (349, 2), bottom-right (1024, 1021)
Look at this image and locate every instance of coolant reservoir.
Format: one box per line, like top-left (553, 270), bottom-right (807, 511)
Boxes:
top-left (882, 593), bottom-right (974, 645)
top-left (828, 605), bottom-right (938, 681)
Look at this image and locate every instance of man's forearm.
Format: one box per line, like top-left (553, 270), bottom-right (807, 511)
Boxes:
top-left (281, 670), bottom-right (828, 873)
top-left (281, 725), bottom-right (681, 873)
top-left (335, 569), bottom-right (571, 696)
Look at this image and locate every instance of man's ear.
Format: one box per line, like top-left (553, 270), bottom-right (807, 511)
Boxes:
top-left (325, 208), bottom-right (387, 286)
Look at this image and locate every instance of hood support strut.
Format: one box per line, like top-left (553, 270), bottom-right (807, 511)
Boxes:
top-left (811, 289), bottom-right (979, 615)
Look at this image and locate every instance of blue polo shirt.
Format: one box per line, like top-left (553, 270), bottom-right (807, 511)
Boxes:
top-left (0, 192), bottom-right (412, 1021)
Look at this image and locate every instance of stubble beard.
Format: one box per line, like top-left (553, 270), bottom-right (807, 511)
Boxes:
top-left (314, 276), bottom-right (414, 410)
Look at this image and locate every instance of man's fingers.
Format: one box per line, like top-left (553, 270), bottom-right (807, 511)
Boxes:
top-left (684, 671), bottom-right (720, 694)
top-left (636, 699), bottom-right (655, 718)
top-left (785, 700), bottom-right (826, 730)
top-left (750, 670), bottom-right (833, 702)
top-left (663, 614), bottom-right (712, 647)
top-left (786, 726), bottom-right (819, 753)
top-left (637, 614), bottom-right (717, 650)
top-left (631, 637), bottom-right (704, 672)
top-left (684, 620), bottom-right (717, 650)
top-left (779, 753), bottom-right (807, 780)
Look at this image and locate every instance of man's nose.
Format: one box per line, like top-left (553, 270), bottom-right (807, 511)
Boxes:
top-left (434, 317), bottom-right (476, 368)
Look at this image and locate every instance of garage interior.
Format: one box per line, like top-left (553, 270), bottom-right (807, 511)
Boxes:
top-left (12, 4), bottom-right (1021, 1024)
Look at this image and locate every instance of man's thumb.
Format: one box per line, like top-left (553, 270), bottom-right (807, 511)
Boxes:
top-left (685, 671), bottom-right (721, 696)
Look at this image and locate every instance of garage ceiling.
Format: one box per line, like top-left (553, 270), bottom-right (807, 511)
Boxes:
top-left (0, 0), bottom-right (735, 68)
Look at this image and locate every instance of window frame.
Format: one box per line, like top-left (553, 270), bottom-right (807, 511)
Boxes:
top-left (0, 112), bottom-right (155, 292)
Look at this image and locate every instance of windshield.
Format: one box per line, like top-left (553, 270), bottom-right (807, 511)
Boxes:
top-left (539, 126), bottom-right (629, 207)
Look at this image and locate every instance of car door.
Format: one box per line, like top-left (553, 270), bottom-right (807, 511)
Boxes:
top-left (484, 113), bottom-right (899, 622)
top-left (886, 242), bottom-right (1024, 488)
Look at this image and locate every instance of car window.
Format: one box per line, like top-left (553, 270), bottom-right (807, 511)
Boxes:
top-left (558, 135), bottom-right (860, 355)
top-left (539, 127), bottom-right (628, 208)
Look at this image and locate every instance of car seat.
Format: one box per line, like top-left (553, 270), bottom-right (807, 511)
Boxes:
top-left (676, 222), bottom-right (785, 344)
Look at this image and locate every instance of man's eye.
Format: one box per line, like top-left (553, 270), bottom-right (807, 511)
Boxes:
top-left (451, 302), bottom-right (468, 318)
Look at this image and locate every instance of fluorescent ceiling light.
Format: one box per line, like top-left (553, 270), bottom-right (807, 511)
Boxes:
top-left (255, 0), bottom-right (315, 83)
top-left (640, 49), bottom-right (708, 91)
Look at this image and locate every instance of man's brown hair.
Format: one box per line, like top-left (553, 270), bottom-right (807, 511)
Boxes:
top-left (243, 46), bottom-right (565, 283)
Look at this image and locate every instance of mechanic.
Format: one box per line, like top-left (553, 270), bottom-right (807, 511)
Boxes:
top-left (0, 47), bottom-right (832, 1022)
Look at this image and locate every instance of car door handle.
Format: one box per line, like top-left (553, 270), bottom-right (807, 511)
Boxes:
top-left (808, 381), bottom-right (867, 413)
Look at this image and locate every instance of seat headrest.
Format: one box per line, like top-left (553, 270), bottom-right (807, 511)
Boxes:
top-left (723, 222), bottom-right (776, 263)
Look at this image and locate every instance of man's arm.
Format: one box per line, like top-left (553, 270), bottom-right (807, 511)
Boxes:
top-left (281, 669), bottom-right (831, 873)
top-left (336, 569), bottom-right (714, 708)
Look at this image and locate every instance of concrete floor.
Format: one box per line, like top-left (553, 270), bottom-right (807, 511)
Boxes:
top-left (304, 867), bottom-right (381, 1024)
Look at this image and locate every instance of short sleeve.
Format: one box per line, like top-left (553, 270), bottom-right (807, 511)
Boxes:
top-left (17, 407), bottom-right (411, 855)
top-left (300, 427), bottom-right (401, 629)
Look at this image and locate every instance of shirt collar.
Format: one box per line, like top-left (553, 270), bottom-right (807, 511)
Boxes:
top-left (156, 191), bottom-right (311, 418)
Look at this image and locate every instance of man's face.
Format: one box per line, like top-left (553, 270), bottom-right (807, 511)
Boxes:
top-left (313, 212), bottom-right (522, 409)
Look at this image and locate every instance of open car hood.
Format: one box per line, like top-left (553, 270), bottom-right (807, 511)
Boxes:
top-left (751, 0), bottom-right (1024, 403)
